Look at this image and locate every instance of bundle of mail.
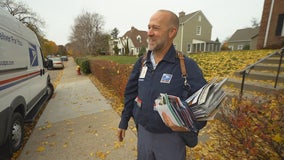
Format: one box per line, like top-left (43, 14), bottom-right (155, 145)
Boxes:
top-left (154, 78), bottom-right (227, 131)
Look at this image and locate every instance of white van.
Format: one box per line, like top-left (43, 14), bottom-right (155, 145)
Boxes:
top-left (0, 8), bottom-right (54, 155)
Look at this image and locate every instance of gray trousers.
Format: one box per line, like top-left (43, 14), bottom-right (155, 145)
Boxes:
top-left (137, 125), bottom-right (186, 160)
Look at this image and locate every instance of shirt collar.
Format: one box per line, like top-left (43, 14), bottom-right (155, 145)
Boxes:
top-left (150, 52), bottom-right (157, 69)
top-left (146, 45), bottom-right (177, 64)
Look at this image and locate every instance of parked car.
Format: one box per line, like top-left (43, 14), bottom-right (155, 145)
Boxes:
top-left (48, 57), bottom-right (64, 69)
top-left (0, 8), bottom-right (54, 156)
top-left (61, 56), bottom-right (68, 61)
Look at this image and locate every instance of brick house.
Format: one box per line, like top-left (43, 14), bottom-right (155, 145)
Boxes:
top-left (117, 27), bottom-right (147, 56)
top-left (257, 0), bottom-right (284, 49)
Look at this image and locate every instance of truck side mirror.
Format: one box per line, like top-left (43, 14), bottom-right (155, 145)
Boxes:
top-left (44, 59), bottom-right (53, 70)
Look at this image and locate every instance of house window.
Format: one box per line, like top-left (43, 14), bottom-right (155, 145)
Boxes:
top-left (196, 26), bottom-right (201, 35)
top-left (122, 48), bottom-right (125, 54)
top-left (228, 45), bottom-right (234, 50)
top-left (137, 35), bottom-right (142, 43)
top-left (237, 45), bottom-right (243, 50)
top-left (198, 15), bottom-right (202, 22)
top-left (276, 14), bottom-right (284, 36)
top-left (187, 44), bottom-right (191, 52)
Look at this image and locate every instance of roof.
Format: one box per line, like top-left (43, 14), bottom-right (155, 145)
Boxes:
top-left (122, 27), bottom-right (147, 48)
top-left (179, 10), bottom-right (199, 23)
top-left (228, 27), bottom-right (259, 42)
top-left (178, 10), bottom-right (212, 27)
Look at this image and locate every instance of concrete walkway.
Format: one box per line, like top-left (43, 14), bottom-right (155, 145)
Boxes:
top-left (18, 57), bottom-right (137, 160)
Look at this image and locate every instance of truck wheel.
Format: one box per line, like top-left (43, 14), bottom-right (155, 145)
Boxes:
top-left (5, 112), bottom-right (24, 155)
top-left (47, 82), bottom-right (54, 100)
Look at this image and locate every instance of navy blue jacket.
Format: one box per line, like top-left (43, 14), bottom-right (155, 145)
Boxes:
top-left (119, 45), bottom-right (207, 133)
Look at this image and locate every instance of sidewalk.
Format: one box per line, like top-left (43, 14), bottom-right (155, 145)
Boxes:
top-left (18, 57), bottom-right (137, 160)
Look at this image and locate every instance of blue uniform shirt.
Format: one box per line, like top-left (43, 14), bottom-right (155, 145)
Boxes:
top-left (119, 45), bottom-right (207, 133)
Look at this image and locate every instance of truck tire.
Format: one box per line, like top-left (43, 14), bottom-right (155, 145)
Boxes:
top-left (47, 82), bottom-right (54, 100)
top-left (5, 112), bottom-right (24, 155)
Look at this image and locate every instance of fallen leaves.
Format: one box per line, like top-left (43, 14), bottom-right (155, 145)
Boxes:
top-left (114, 141), bottom-right (124, 149)
top-left (36, 146), bottom-right (45, 152)
top-left (272, 133), bottom-right (283, 143)
top-left (189, 50), bottom-right (274, 80)
top-left (95, 150), bottom-right (109, 159)
top-left (39, 121), bottom-right (53, 130)
top-left (63, 142), bottom-right (68, 148)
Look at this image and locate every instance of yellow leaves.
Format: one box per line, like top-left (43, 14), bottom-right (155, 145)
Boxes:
top-left (272, 133), bottom-right (283, 143)
top-left (90, 140), bottom-right (126, 159)
top-left (114, 141), bottom-right (124, 149)
top-left (63, 142), bottom-right (68, 148)
top-left (278, 91), bottom-right (284, 105)
top-left (46, 123), bottom-right (52, 128)
top-left (42, 40), bottom-right (58, 57)
top-left (189, 50), bottom-right (272, 80)
top-left (95, 151), bottom-right (110, 159)
top-left (39, 121), bottom-right (52, 130)
top-left (129, 138), bottom-right (135, 143)
top-left (36, 146), bottom-right (45, 152)
top-left (50, 69), bottom-right (64, 89)
top-left (89, 152), bottom-right (94, 157)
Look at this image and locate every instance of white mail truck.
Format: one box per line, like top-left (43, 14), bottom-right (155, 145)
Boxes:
top-left (0, 8), bottom-right (54, 155)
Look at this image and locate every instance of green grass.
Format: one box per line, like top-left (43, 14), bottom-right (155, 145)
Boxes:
top-left (89, 49), bottom-right (277, 66)
top-left (90, 55), bottom-right (139, 64)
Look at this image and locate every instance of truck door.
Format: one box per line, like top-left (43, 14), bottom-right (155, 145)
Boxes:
top-left (27, 42), bottom-right (47, 110)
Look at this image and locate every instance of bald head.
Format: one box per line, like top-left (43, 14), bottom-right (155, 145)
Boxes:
top-left (155, 10), bottom-right (179, 31)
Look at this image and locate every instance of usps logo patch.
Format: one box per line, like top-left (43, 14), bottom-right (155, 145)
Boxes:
top-left (29, 43), bottom-right (38, 66)
top-left (160, 73), bottom-right (173, 84)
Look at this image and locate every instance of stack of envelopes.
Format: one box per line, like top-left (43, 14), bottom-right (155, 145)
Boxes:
top-left (154, 77), bottom-right (227, 131)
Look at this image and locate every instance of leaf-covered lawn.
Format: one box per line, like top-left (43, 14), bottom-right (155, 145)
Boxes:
top-left (188, 50), bottom-right (274, 80)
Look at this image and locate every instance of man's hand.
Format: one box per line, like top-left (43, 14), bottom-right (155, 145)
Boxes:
top-left (117, 128), bottom-right (126, 142)
top-left (162, 112), bottom-right (189, 132)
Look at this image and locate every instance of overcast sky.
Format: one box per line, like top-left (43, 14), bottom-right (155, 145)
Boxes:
top-left (24, 0), bottom-right (265, 45)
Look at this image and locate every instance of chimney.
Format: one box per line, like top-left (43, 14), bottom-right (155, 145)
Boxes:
top-left (179, 11), bottom-right (185, 17)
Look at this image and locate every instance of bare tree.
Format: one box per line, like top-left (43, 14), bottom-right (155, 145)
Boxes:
top-left (96, 33), bottom-right (110, 55)
top-left (0, 0), bottom-right (45, 36)
top-left (251, 17), bottom-right (259, 28)
top-left (69, 10), bottom-right (106, 55)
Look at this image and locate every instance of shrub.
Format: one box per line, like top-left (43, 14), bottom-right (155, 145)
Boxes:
top-left (75, 57), bottom-right (91, 74)
top-left (243, 44), bottom-right (250, 50)
top-left (138, 46), bottom-right (147, 57)
top-left (201, 92), bottom-right (284, 159)
top-left (89, 59), bottom-right (133, 102)
top-left (81, 60), bottom-right (91, 74)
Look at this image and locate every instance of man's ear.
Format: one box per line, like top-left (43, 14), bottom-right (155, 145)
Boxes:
top-left (169, 27), bottom-right (177, 39)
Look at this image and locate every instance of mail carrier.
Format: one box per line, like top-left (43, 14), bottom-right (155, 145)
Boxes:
top-left (0, 8), bottom-right (54, 155)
